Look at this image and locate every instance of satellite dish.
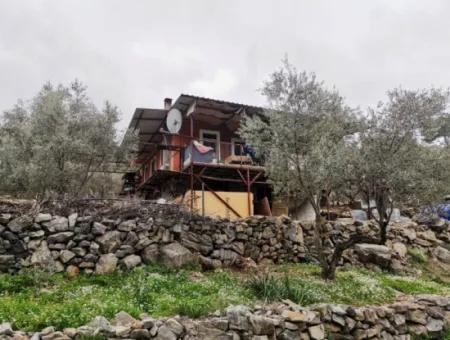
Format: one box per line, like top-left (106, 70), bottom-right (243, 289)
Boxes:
top-left (166, 108), bottom-right (182, 134)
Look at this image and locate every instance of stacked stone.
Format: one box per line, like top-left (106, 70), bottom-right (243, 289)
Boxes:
top-left (1, 295), bottom-right (450, 339)
top-left (0, 207), bottom-right (306, 273)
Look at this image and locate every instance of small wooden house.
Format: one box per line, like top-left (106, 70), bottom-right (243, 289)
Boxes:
top-left (123, 95), bottom-right (273, 219)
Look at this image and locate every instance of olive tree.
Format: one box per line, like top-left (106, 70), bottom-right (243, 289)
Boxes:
top-left (240, 60), bottom-right (374, 279)
top-left (0, 80), bottom-right (137, 197)
top-left (351, 88), bottom-right (450, 243)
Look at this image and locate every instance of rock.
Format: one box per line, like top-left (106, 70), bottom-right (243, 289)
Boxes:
top-left (8, 216), bottom-right (33, 233)
top-left (160, 242), bottom-right (194, 268)
top-left (131, 328), bottom-right (150, 339)
top-left (392, 242), bottom-right (407, 258)
top-left (47, 232), bottom-right (74, 244)
top-left (354, 243), bottom-right (392, 268)
top-left (43, 216), bottom-right (69, 232)
top-left (0, 213), bottom-right (12, 224)
top-left (59, 250), bottom-right (75, 264)
top-left (426, 318), bottom-right (444, 332)
top-left (278, 329), bottom-right (301, 340)
top-left (165, 318), bottom-right (184, 336)
top-left (68, 213), bottom-right (78, 228)
top-left (88, 315), bottom-right (113, 333)
top-left (66, 265), bottom-right (79, 279)
top-left (123, 254), bottom-right (142, 269)
top-left (227, 305), bottom-right (250, 331)
top-left (95, 253), bottom-right (118, 274)
top-left (249, 315), bottom-right (275, 335)
top-left (308, 324), bottom-right (325, 340)
top-left (407, 309), bottom-right (427, 324)
top-left (155, 325), bottom-right (177, 340)
top-left (30, 241), bottom-right (53, 267)
top-left (40, 331), bottom-right (70, 340)
top-left (96, 231), bottom-right (122, 253)
top-left (63, 328), bottom-right (78, 338)
top-left (142, 244), bottom-right (159, 264)
top-left (140, 316), bottom-right (155, 330)
top-left (92, 222), bottom-right (107, 235)
top-left (433, 246), bottom-right (450, 264)
top-left (112, 311), bottom-right (136, 327)
top-left (0, 322), bottom-right (13, 336)
top-left (35, 213), bottom-right (52, 223)
top-left (282, 310), bottom-right (318, 323)
top-left (118, 220), bottom-right (136, 232)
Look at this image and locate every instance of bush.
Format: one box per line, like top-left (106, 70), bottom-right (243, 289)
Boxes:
top-left (246, 274), bottom-right (321, 305)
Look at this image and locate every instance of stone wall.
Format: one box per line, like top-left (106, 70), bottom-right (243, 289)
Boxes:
top-left (2, 294), bottom-right (450, 339)
top-left (0, 203), bottom-right (305, 273)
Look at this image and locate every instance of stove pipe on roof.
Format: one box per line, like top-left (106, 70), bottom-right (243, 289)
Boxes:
top-left (164, 98), bottom-right (172, 110)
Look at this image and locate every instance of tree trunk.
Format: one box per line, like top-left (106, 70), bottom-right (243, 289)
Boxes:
top-left (379, 220), bottom-right (388, 245)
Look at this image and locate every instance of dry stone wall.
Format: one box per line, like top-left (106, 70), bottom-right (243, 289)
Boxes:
top-left (2, 294), bottom-right (450, 339)
top-left (0, 204), bottom-right (306, 273)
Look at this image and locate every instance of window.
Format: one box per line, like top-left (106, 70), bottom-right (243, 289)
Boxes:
top-left (199, 129), bottom-right (220, 160)
top-left (231, 138), bottom-right (245, 156)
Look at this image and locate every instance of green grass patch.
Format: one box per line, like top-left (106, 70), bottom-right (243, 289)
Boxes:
top-left (0, 265), bottom-right (250, 332)
top-left (1, 263), bottom-right (449, 332)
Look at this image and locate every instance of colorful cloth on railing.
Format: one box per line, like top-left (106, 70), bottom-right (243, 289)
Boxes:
top-left (193, 141), bottom-right (214, 154)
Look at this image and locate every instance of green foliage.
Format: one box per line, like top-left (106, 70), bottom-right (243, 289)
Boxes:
top-left (1, 263), bottom-right (449, 332)
top-left (0, 80), bottom-right (137, 197)
top-left (408, 247), bottom-right (429, 264)
top-left (379, 275), bottom-right (447, 295)
top-left (0, 265), bottom-right (249, 332)
top-left (246, 274), bottom-right (321, 305)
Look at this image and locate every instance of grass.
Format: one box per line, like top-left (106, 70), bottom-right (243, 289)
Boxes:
top-left (0, 265), bottom-right (250, 332)
top-left (1, 263), bottom-right (450, 332)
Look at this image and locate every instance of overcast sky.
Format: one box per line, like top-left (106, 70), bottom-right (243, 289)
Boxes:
top-left (1, 0), bottom-right (450, 131)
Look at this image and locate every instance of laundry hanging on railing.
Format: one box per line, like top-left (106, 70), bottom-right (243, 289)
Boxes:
top-left (193, 140), bottom-right (214, 154)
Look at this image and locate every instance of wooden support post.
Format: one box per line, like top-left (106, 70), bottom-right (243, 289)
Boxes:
top-left (247, 167), bottom-right (251, 216)
top-left (190, 162), bottom-right (194, 214)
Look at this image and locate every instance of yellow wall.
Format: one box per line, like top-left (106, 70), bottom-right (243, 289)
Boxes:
top-left (186, 190), bottom-right (253, 220)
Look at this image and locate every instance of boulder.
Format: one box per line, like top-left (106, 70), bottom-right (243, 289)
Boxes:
top-left (308, 324), bottom-right (325, 340)
top-left (0, 322), bottom-right (13, 336)
top-left (112, 311), bottom-right (136, 327)
top-left (30, 241), bottom-right (53, 267)
top-left (249, 315), bottom-right (275, 335)
top-left (7, 215), bottom-right (33, 233)
top-left (47, 232), bottom-right (74, 244)
top-left (42, 216), bottom-right (69, 233)
top-left (92, 222), bottom-right (107, 235)
top-left (226, 305), bottom-right (250, 331)
top-left (433, 246), bottom-right (450, 264)
top-left (142, 244), bottom-right (160, 264)
top-left (165, 318), bottom-right (183, 336)
top-left (160, 242), bottom-right (194, 268)
top-left (35, 213), bottom-right (52, 223)
top-left (95, 253), bottom-right (118, 274)
top-left (155, 325), bottom-right (176, 340)
top-left (391, 242), bottom-right (407, 258)
top-left (59, 250), bottom-right (75, 264)
top-left (123, 254), bottom-right (142, 269)
top-left (66, 265), bottom-right (80, 279)
top-left (354, 243), bottom-right (392, 268)
top-left (96, 231), bottom-right (122, 253)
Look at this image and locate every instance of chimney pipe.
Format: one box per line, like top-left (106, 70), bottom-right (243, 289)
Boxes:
top-left (164, 98), bottom-right (172, 110)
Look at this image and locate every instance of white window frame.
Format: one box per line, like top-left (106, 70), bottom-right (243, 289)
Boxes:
top-left (231, 138), bottom-right (245, 156)
top-left (199, 129), bottom-right (221, 161)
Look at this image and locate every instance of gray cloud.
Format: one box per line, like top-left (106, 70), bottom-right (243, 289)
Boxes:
top-left (1, 0), bottom-right (450, 131)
